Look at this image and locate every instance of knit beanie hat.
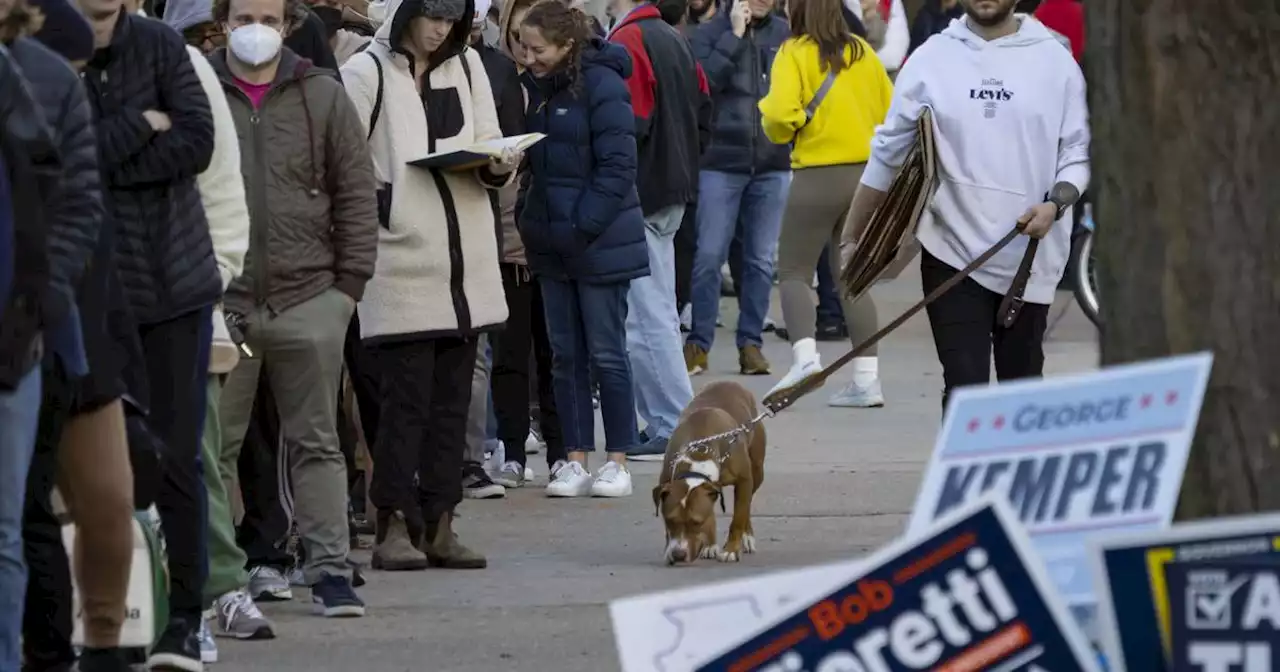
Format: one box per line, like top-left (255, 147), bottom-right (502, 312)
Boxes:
top-left (419, 0), bottom-right (465, 20)
top-left (28, 0), bottom-right (94, 62)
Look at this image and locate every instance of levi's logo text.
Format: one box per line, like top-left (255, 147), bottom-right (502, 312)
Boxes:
top-left (970, 78), bottom-right (1013, 119)
top-left (696, 504), bottom-right (1094, 672)
top-left (1169, 560), bottom-right (1280, 672)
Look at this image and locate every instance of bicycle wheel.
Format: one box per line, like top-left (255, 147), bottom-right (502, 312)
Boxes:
top-left (1072, 229), bottom-right (1101, 327)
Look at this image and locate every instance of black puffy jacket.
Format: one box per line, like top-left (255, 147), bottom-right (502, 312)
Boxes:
top-left (83, 10), bottom-right (221, 325)
top-left (0, 43), bottom-right (60, 388)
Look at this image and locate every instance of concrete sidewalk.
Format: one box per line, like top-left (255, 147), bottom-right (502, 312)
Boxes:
top-left (213, 273), bottom-right (1098, 671)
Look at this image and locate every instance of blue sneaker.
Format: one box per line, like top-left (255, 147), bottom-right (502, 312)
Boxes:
top-left (627, 436), bottom-right (668, 462)
top-left (310, 573), bottom-right (365, 618)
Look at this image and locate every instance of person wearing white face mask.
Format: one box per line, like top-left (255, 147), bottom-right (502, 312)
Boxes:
top-left (205, 0), bottom-right (379, 621)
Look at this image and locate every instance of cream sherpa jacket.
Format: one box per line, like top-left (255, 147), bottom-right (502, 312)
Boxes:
top-left (340, 14), bottom-right (509, 341)
top-left (188, 47), bottom-right (250, 373)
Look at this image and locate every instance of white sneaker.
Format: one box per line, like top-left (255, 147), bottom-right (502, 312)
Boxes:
top-left (767, 338), bottom-right (823, 400)
top-left (546, 460), bottom-right (593, 497)
top-left (525, 430), bottom-right (544, 456)
top-left (525, 464), bottom-right (536, 482)
top-left (198, 618), bottom-right (219, 663)
top-left (483, 441), bottom-right (506, 477)
top-left (492, 460), bottom-right (526, 488)
top-left (214, 589), bottom-right (276, 639)
top-left (828, 378), bottom-right (885, 408)
top-left (590, 461), bottom-right (633, 498)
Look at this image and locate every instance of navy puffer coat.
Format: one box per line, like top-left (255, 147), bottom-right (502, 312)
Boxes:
top-left (519, 39), bottom-right (649, 285)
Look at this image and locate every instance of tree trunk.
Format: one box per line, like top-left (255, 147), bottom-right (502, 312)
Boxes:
top-left (1088, 1), bottom-right (1280, 520)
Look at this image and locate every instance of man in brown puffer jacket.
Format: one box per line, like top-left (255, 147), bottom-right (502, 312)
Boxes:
top-left (207, 0), bottom-right (378, 618)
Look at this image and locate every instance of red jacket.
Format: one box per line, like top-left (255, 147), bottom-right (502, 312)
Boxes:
top-left (1035, 0), bottom-right (1084, 62)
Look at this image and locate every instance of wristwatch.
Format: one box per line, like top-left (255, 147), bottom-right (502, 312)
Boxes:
top-left (1044, 192), bottom-right (1071, 221)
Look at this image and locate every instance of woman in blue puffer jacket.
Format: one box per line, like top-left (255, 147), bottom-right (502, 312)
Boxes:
top-left (517, 1), bottom-right (648, 499)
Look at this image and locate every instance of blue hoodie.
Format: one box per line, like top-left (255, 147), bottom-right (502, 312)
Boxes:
top-left (520, 39), bottom-right (649, 285)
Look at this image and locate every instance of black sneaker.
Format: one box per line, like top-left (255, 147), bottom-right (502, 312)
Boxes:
top-left (78, 648), bottom-right (131, 672)
top-left (146, 618), bottom-right (202, 671)
top-left (626, 436), bottom-right (668, 462)
top-left (815, 322), bottom-right (848, 341)
top-left (462, 463), bottom-right (505, 499)
top-left (311, 572), bottom-right (366, 618)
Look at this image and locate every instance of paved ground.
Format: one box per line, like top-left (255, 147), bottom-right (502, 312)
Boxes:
top-left (214, 273), bottom-right (1099, 672)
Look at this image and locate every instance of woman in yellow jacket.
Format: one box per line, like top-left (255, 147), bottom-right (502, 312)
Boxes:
top-left (759, 0), bottom-right (892, 407)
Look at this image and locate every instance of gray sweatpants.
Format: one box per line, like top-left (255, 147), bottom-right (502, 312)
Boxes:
top-left (776, 163), bottom-right (879, 352)
top-left (465, 334), bottom-right (491, 466)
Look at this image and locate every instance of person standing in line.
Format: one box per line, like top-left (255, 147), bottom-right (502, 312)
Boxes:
top-left (0, 27), bottom-right (61, 672)
top-left (489, 0), bottom-right (567, 489)
top-left (516, 0), bottom-right (647, 498)
top-left (760, 0), bottom-right (890, 408)
top-left (907, 0), bottom-right (962, 56)
top-left (684, 0), bottom-right (789, 378)
top-left (341, 0), bottom-right (513, 571)
top-left (209, 0), bottom-right (378, 619)
top-left (76, 0), bottom-right (221, 662)
top-left (605, 0), bottom-right (708, 459)
top-left (841, 0), bottom-right (1089, 411)
top-left (164, 0), bottom-right (269, 652)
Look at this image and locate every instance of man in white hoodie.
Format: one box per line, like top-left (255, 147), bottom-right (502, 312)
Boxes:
top-left (841, 0), bottom-right (1089, 411)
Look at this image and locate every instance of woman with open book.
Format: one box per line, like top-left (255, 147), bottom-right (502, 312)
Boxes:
top-left (339, 0), bottom-right (518, 573)
top-left (515, 1), bottom-right (648, 499)
top-left (759, 0), bottom-right (893, 409)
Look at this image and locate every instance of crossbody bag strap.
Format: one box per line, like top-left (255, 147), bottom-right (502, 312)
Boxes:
top-left (365, 50), bottom-right (384, 141)
top-left (802, 68), bottom-right (839, 124)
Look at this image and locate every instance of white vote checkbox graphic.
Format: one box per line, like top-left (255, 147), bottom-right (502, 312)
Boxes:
top-left (1185, 570), bottom-right (1251, 630)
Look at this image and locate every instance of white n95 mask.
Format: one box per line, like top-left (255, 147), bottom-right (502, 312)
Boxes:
top-left (229, 23), bottom-right (284, 67)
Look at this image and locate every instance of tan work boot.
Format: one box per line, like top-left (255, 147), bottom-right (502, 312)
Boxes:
top-left (420, 511), bottom-right (487, 569)
top-left (684, 342), bottom-right (708, 375)
top-left (371, 510), bottom-right (428, 571)
top-left (739, 345), bottom-right (771, 375)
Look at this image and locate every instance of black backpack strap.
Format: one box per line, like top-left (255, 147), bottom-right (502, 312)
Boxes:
top-left (459, 47), bottom-right (473, 88)
top-left (366, 50), bottom-right (384, 141)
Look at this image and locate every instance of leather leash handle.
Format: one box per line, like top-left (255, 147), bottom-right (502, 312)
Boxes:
top-left (762, 226), bottom-right (1025, 415)
top-left (997, 238), bottom-right (1038, 328)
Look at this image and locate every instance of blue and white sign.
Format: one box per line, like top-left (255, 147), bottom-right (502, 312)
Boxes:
top-left (908, 352), bottom-right (1213, 605)
top-left (1167, 558), bottom-right (1280, 672)
top-left (697, 496), bottom-right (1100, 672)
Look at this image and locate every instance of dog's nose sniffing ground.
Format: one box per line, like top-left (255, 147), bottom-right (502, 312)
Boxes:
top-left (214, 278), bottom-right (1099, 672)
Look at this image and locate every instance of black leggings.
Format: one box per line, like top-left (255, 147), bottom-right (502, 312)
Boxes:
top-left (491, 264), bottom-right (564, 469)
top-left (920, 249), bottom-right (1049, 412)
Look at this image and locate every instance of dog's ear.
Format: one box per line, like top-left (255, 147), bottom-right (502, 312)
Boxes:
top-left (652, 484), bottom-right (668, 517)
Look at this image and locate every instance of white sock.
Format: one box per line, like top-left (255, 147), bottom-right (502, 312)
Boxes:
top-left (852, 356), bottom-right (878, 387)
top-left (792, 338), bottom-right (819, 367)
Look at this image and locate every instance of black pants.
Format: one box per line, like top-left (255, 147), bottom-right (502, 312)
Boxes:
top-left (235, 370), bottom-right (294, 570)
top-left (492, 264), bottom-right (564, 469)
top-left (139, 307), bottom-right (211, 621)
top-left (343, 310), bottom-right (381, 447)
top-left (369, 336), bottom-right (478, 525)
top-left (22, 363), bottom-right (76, 672)
top-left (674, 200), bottom-right (697, 311)
top-left (921, 250), bottom-right (1049, 411)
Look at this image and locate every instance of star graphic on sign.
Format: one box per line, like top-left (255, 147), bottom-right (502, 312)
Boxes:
top-left (992, 415), bottom-right (1006, 430)
top-left (1166, 390), bottom-right (1179, 405)
top-left (1140, 394), bottom-right (1153, 409)
top-left (967, 418), bottom-right (981, 433)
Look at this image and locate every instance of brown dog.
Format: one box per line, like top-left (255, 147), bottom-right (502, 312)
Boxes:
top-left (653, 381), bottom-right (766, 565)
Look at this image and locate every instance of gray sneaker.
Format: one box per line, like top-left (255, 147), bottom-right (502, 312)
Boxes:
top-left (214, 589), bottom-right (276, 640)
top-left (491, 461), bottom-right (525, 488)
top-left (248, 565), bottom-right (293, 602)
top-left (198, 617), bottom-right (219, 663)
top-left (828, 379), bottom-right (885, 408)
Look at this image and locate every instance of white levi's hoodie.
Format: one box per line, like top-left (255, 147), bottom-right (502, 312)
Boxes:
top-left (861, 15), bottom-right (1091, 305)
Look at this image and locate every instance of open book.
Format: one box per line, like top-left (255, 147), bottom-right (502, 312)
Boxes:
top-left (408, 133), bottom-right (546, 171)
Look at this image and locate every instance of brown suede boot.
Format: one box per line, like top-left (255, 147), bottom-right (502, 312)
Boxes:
top-left (371, 510), bottom-right (428, 571)
top-left (420, 511), bottom-right (487, 569)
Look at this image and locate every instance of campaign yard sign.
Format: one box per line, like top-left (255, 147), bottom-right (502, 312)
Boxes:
top-left (1091, 513), bottom-right (1280, 672)
top-left (1166, 558), bottom-right (1280, 672)
top-left (908, 352), bottom-right (1213, 605)
top-left (695, 497), bottom-right (1099, 672)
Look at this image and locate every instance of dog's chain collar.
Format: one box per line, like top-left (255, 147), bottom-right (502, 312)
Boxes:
top-left (670, 410), bottom-right (772, 473)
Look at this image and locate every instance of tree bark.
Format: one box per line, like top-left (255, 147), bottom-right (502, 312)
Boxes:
top-left (1088, 1), bottom-right (1280, 519)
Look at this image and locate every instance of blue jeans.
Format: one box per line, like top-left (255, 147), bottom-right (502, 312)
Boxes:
top-left (541, 278), bottom-right (639, 453)
top-left (627, 205), bottom-right (694, 440)
top-left (0, 366), bottom-right (42, 670)
top-left (816, 245), bottom-right (843, 325)
top-left (689, 170), bottom-right (789, 350)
